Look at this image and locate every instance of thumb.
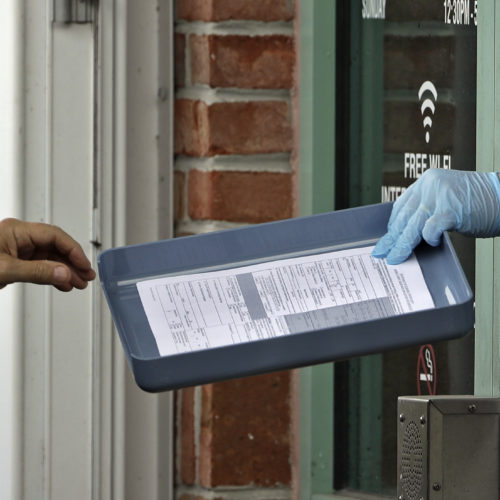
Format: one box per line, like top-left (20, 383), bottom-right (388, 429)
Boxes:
top-left (1, 256), bottom-right (71, 286)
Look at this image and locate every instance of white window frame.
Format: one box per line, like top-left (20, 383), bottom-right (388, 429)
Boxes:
top-left (0, 1), bottom-right (23, 499)
top-left (1, 1), bottom-right (174, 498)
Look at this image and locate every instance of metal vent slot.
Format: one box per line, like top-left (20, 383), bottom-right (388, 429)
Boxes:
top-left (401, 420), bottom-right (424, 500)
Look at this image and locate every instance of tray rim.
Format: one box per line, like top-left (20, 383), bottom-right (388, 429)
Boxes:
top-left (97, 203), bottom-right (475, 391)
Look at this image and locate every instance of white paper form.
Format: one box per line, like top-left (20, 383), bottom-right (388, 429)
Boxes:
top-left (137, 246), bottom-right (434, 357)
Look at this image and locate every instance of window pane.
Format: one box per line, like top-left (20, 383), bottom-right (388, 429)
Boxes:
top-left (334, 1), bottom-right (477, 495)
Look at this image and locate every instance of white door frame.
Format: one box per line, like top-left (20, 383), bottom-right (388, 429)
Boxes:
top-left (1, 1), bottom-right (174, 499)
top-left (109, 1), bottom-right (174, 498)
top-left (0, 1), bottom-right (23, 499)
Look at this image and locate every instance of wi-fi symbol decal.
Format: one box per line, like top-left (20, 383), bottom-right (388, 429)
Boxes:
top-left (418, 81), bottom-right (438, 144)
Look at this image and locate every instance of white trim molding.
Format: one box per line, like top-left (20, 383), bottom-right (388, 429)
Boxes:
top-left (20, 1), bottom-right (175, 499)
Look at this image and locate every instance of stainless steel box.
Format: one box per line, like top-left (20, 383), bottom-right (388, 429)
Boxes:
top-left (397, 396), bottom-right (500, 500)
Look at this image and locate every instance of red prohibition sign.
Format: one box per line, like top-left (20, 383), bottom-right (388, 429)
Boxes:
top-left (417, 344), bottom-right (437, 395)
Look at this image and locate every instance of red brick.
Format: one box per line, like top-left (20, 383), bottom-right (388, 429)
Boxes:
top-left (198, 384), bottom-right (214, 486)
top-left (175, 99), bottom-right (210, 156)
top-left (177, 0), bottom-right (293, 22)
top-left (175, 100), bottom-right (292, 156)
top-left (180, 387), bottom-right (196, 485)
top-left (190, 35), bottom-right (295, 89)
top-left (209, 101), bottom-right (292, 155)
top-left (174, 391), bottom-right (180, 484)
top-left (199, 372), bottom-right (292, 487)
top-left (175, 33), bottom-right (186, 88)
top-left (174, 171), bottom-right (186, 222)
top-left (178, 495), bottom-right (212, 500)
top-left (188, 170), bottom-right (293, 223)
top-left (178, 496), bottom-right (224, 500)
top-left (190, 35), bottom-right (211, 84)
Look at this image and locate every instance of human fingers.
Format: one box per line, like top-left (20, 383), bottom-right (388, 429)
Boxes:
top-left (0, 254), bottom-right (75, 290)
top-left (41, 250), bottom-right (96, 290)
top-left (372, 232), bottom-right (397, 259)
top-left (385, 207), bottom-right (430, 265)
top-left (46, 248), bottom-right (96, 283)
top-left (421, 211), bottom-right (457, 247)
top-left (20, 221), bottom-right (94, 273)
top-left (372, 198), bottom-right (420, 259)
top-left (66, 264), bottom-right (95, 289)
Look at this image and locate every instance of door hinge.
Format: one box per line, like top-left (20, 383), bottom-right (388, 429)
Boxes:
top-left (53, 0), bottom-right (96, 24)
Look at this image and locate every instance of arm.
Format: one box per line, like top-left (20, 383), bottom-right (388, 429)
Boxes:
top-left (372, 169), bottom-right (500, 265)
top-left (0, 218), bottom-right (96, 291)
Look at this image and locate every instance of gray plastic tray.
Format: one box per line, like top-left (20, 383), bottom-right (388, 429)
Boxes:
top-left (98, 203), bottom-right (474, 392)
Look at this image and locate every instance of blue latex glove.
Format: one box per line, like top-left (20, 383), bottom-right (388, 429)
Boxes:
top-left (372, 169), bottom-right (500, 265)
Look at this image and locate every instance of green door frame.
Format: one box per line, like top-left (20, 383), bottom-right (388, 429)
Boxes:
top-left (475, 1), bottom-right (500, 398)
top-left (298, 0), bottom-right (336, 216)
top-left (298, 1), bottom-right (336, 498)
top-left (299, 0), bottom-right (499, 498)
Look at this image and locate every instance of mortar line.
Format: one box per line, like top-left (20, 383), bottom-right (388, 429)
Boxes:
top-left (176, 87), bottom-right (291, 104)
top-left (175, 20), bottom-right (294, 37)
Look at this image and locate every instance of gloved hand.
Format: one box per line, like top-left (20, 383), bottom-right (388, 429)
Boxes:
top-left (372, 169), bottom-right (500, 265)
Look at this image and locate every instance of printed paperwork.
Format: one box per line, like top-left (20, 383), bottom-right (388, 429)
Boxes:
top-left (137, 246), bottom-right (434, 357)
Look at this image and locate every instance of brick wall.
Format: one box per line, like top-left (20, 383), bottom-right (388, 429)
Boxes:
top-left (174, 1), bottom-right (297, 499)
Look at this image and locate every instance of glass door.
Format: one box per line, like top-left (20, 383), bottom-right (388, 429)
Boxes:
top-left (333, 1), bottom-right (478, 496)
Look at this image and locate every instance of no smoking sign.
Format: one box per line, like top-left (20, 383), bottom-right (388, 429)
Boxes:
top-left (417, 344), bottom-right (437, 395)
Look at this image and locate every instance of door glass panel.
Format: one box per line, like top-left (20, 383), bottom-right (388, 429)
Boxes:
top-left (334, 1), bottom-right (477, 495)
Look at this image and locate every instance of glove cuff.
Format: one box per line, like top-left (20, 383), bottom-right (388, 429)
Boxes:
top-left (488, 172), bottom-right (500, 236)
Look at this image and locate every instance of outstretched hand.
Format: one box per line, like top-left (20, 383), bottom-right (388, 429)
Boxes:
top-left (372, 169), bottom-right (500, 265)
top-left (0, 218), bottom-right (96, 291)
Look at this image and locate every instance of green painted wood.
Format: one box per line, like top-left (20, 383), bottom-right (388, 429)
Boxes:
top-left (298, 1), bottom-right (336, 498)
top-left (493, 238), bottom-right (500, 396)
top-left (475, 0), bottom-right (498, 396)
top-left (299, 364), bottom-right (335, 498)
top-left (299, 0), bottom-right (336, 217)
top-left (493, 1), bottom-right (500, 398)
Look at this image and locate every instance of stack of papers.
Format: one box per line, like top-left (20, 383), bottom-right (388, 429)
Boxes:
top-left (137, 246), bottom-right (434, 357)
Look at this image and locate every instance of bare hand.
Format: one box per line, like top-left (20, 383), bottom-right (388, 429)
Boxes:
top-left (0, 218), bottom-right (96, 291)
